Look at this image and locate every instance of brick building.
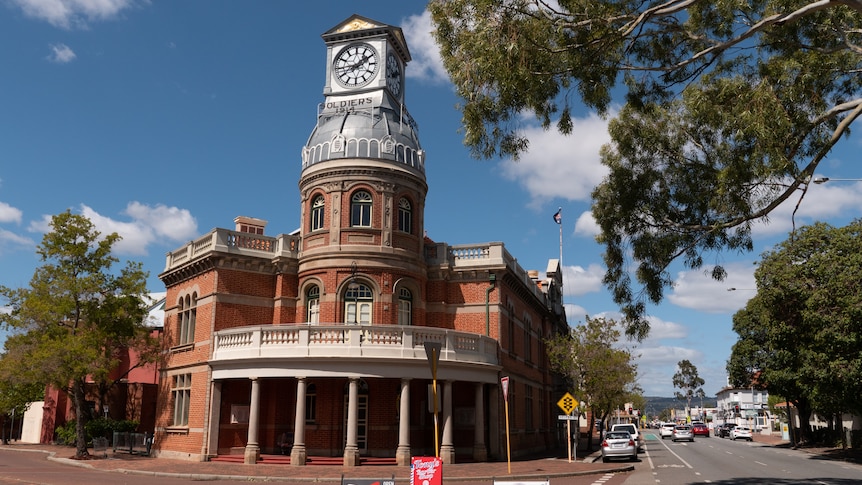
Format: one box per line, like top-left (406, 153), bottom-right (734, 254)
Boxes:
top-left (152, 15), bottom-right (570, 466)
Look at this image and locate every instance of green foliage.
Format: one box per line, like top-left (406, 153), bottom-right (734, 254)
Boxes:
top-left (430, 1), bottom-right (862, 338)
top-left (546, 316), bottom-right (639, 426)
top-left (673, 360), bottom-right (705, 411)
top-left (0, 211), bottom-right (157, 458)
top-left (55, 420), bottom-right (77, 446)
top-left (86, 417), bottom-right (140, 439)
top-left (728, 219), bottom-right (862, 442)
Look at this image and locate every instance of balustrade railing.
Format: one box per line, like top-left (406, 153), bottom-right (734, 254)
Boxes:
top-left (212, 324), bottom-right (498, 366)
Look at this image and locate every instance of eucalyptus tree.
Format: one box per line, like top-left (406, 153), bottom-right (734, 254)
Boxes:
top-left (728, 220), bottom-right (862, 445)
top-left (546, 316), bottom-right (639, 450)
top-left (673, 360), bottom-right (705, 420)
top-left (430, 0), bottom-right (862, 339)
top-left (0, 211), bottom-right (158, 458)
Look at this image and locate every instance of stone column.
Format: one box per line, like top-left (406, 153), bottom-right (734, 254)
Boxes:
top-left (440, 380), bottom-right (455, 464)
top-left (343, 378), bottom-right (360, 466)
top-left (205, 381), bottom-right (222, 458)
top-left (473, 383), bottom-right (487, 461)
top-left (396, 378), bottom-right (411, 465)
top-left (291, 378), bottom-right (308, 466)
top-left (244, 377), bottom-right (261, 464)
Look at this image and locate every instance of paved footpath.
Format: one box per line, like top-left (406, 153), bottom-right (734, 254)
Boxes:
top-left (0, 432), bottom-right (789, 484)
top-left (0, 444), bottom-right (631, 483)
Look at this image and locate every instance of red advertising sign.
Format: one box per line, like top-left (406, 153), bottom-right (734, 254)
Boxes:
top-left (410, 456), bottom-right (442, 485)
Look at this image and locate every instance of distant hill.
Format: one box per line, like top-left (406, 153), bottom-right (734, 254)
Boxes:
top-left (642, 396), bottom-right (717, 415)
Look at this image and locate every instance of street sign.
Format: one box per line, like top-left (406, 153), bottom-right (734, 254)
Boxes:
top-left (558, 415), bottom-right (578, 420)
top-left (501, 376), bottom-right (509, 401)
top-left (556, 393), bottom-right (578, 415)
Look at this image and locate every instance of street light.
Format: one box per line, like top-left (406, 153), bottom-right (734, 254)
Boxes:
top-left (812, 177), bottom-right (862, 184)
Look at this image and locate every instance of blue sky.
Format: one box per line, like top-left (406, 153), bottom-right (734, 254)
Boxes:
top-left (2, 0), bottom-right (862, 400)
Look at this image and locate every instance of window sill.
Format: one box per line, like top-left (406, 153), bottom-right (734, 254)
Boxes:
top-left (171, 343), bottom-right (194, 353)
top-left (165, 426), bottom-right (189, 435)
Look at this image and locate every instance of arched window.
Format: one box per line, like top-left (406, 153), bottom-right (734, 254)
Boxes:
top-left (398, 287), bottom-right (412, 325)
top-left (345, 282), bottom-right (373, 324)
top-left (306, 285), bottom-right (320, 324)
top-left (397, 198), bottom-right (412, 234)
top-left (310, 195), bottom-right (325, 231)
top-left (351, 191), bottom-right (372, 227)
top-left (178, 293), bottom-right (197, 345)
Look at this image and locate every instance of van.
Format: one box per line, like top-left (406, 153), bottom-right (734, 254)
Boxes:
top-left (610, 423), bottom-right (643, 452)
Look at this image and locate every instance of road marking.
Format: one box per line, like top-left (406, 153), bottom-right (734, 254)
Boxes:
top-left (755, 461), bottom-right (768, 466)
top-left (589, 473), bottom-right (615, 485)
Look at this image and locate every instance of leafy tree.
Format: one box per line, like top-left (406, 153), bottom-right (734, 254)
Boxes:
top-left (430, 0), bottom-right (862, 338)
top-left (728, 220), bottom-right (862, 445)
top-left (546, 316), bottom-right (639, 450)
top-left (0, 211), bottom-right (157, 458)
top-left (672, 359), bottom-right (705, 420)
top-left (0, 343), bottom-right (44, 444)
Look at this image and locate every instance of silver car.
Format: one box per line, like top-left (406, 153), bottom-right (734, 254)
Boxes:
top-left (672, 425), bottom-right (694, 442)
top-left (601, 430), bottom-right (638, 462)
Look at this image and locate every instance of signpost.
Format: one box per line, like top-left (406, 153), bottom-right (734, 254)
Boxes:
top-left (556, 393), bottom-right (579, 462)
top-left (501, 376), bottom-right (511, 474)
top-left (424, 342), bottom-right (442, 458)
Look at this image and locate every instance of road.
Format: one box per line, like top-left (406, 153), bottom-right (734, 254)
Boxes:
top-left (2, 436), bottom-right (861, 485)
top-left (621, 429), bottom-right (862, 484)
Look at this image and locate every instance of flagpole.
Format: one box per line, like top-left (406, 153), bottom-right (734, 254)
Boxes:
top-left (558, 207), bottom-right (563, 304)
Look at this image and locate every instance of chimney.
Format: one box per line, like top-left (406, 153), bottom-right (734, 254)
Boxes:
top-left (234, 216), bottom-right (267, 235)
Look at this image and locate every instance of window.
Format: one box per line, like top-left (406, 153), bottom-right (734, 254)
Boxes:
top-left (525, 385), bottom-right (533, 430)
top-left (507, 303), bottom-right (515, 353)
top-left (310, 195), bottom-right (325, 231)
top-left (172, 374), bottom-right (192, 427)
top-left (524, 318), bottom-right (532, 363)
top-left (345, 283), bottom-right (373, 324)
top-left (397, 198), bottom-right (412, 233)
top-left (305, 384), bottom-right (317, 423)
top-left (350, 191), bottom-right (372, 227)
top-left (306, 285), bottom-right (320, 324)
top-left (178, 293), bottom-right (197, 345)
top-left (398, 287), bottom-right (412, 325)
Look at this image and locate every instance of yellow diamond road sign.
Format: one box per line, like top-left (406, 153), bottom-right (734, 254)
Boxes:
top-left (557, 393), bottom-right (578, 415)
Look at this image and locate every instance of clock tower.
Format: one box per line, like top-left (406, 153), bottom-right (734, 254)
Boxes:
top-left (321, 14), bottom-right (408, 103)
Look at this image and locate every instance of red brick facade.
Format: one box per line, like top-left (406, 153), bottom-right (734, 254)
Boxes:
top-left (151, 15), bottom-right (570, 466)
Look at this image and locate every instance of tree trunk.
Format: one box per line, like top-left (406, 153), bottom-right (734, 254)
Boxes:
top-left (71, 379), bottom-right (90, 459)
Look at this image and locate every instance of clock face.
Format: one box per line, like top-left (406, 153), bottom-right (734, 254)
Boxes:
top-left (334, 43), bottom-right (378, 88)
top-left (386, 53), bottom-right (402, 97)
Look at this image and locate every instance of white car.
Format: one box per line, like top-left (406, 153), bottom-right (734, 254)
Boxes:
top-left (659, 422), bottom-right (676, 439)
top-left (730, 425), bottom-right (753, 441)
top-left (611, 423), bottom-right (644, 452)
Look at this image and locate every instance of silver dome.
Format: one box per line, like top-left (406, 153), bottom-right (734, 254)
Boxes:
top-left (302, 94), bottom-right (424, 175)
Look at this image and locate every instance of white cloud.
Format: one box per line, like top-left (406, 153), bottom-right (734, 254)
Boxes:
top-left (11, 0), bottom-right (140, 29)
top-left (667, 262), bottom-right (757, 314)
top-left (574, 210), bottom-right (599, 237)
top-left (0, 228), bottom-right (35, 254)
top-left (27, 202), bottom-right (197, 256)
top-left (563, 263), bottom-right (604, 296)
top-left (500, 113), bottom-right (611, 209)
top-left (46, 43), bottom-right (76, 63)
top-left (123, 201), bottom-right (197, 241)
top-left (0, 202), bottom-right (23, 224)
top-left (401, 10), bottom-right (449, 84)
top-left (746, 177), bottom-right (862, 239)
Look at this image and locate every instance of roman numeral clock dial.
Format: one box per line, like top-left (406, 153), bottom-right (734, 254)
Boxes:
top-left (334, 43), bottom-right (378, 88)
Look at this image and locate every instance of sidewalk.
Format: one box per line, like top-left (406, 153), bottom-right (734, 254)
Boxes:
top-left (0, 432), bottom-right (794, 483)
top-left (0, 443), bottom-right (632, 484)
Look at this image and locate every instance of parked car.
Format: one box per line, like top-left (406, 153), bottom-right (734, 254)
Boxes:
top-left (692, 422), bottom-right (710, 437)
top-left (611, 423), bottom-right (644, 452)
top-left (659, 422), bottom-right (676, 439)
top-left (672, 425), bottom-right (694, 442)
top-left (601, 430), bottom-right (638, 462)
top-left (730, 425), bottom-right (753, 441)
top-left (717, 423), bottom-right (737, 438)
